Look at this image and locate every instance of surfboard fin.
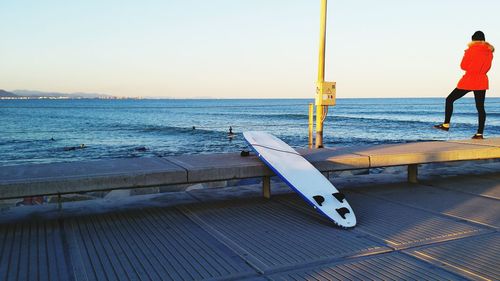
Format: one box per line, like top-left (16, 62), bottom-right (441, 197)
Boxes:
top-left (336, 207), bottom-right (350, 219)
top-left (332, 192), bottom-right (345, 203)
top-left (313, 195), bottom-right (325, 206)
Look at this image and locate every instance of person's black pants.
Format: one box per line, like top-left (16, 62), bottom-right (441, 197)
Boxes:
top-left (444, 88), bottom-right (486, 134)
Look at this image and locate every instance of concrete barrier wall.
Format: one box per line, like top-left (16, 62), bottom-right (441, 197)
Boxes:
top-left (1, 138), bottom-right (499, 199)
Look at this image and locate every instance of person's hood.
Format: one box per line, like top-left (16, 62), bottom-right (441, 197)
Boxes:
top-left (468, 41), bottom-right (495, 53)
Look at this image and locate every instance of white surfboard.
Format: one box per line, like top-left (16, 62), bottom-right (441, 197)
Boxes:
top-left (243, 131), bottom-right (356, 228)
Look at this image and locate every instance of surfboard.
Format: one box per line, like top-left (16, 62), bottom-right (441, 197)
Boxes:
top-left (243, 131), bottom-right (356, 228)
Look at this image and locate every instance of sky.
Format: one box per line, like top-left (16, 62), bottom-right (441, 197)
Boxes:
top-left (0, 0), bottom-right (499, 98)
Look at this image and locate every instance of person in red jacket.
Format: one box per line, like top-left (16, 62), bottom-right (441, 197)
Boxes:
top-left (434, 31), bottom-right (494, 139)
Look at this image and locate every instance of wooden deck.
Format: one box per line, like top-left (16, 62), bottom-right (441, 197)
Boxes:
top-left (0, 162), bottom-right (499, 281)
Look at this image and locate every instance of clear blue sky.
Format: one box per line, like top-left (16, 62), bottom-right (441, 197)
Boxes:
top-left (0, 0), bottom-right (498, 98)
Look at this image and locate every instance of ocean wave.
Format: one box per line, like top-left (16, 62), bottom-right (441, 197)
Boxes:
top-left (328, 115), bottom-right (500, 129)
top-left (1, 98), bottom-right (499, 166)
top-left (342, 111), bottom-right (500, 118)
top-left (203, 112), bottom-right (309, 120)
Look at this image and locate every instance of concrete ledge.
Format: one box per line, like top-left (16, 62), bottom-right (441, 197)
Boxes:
top-left (299, 147), bottom-right (370, 171)
top-left (167, 153), bottom-right (274, 182)
top-left (167, 147), bottom-right (370, 184)
top-left (448, 137), bottom-right (500, 147)
top-left (0, 158), bottom-right (187, 199)
top-left (356, 140), bottom-right (500, 167)
top-left (1, 138), bottom-right (499, 199)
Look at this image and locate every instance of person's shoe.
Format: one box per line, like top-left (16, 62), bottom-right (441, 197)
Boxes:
top-left (472, 134), bottom-right (484, 139)
top-left (434, 124), bottom-right (450, 131)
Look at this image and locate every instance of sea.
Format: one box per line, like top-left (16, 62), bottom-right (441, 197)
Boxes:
top-left (1, 98), bottom-right (499, 167)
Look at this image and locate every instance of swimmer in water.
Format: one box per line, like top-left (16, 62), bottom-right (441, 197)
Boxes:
top-left (64, 144), bottom-right (86, 151)
top-left (227, 126), bottom-right (236, 141)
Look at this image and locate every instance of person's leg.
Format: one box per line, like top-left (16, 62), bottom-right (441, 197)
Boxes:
top-left (444, 88), bottom-right (469, 124)
top-left (473, 90), bottom-right (486, 135)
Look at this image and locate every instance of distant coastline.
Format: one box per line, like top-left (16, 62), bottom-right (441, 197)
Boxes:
top-left (2, 89), bottom-right (499, 100)
top-left (0, 89), bottom-right (123, 100)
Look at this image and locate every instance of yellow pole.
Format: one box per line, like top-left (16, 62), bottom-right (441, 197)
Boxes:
top-left (315, 0), bottom-right (327, 148)
top-left (308, 103), bottom-right (314, 148)
top-left (317, 0), bottom-right (327, 83)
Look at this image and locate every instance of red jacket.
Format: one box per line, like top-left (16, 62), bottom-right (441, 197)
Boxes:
top-left (457, 41), bottom-right (494, 90)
